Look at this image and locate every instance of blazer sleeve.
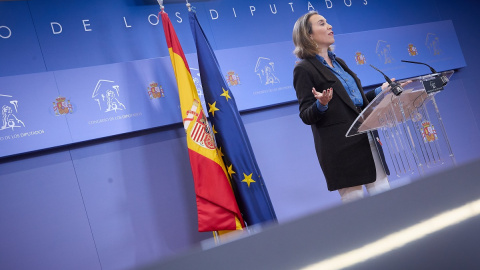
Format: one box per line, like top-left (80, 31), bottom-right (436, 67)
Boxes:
top-left (293, 64), bottom-right (325, 125)
top-left (365, 89), bottom-right (377, 102)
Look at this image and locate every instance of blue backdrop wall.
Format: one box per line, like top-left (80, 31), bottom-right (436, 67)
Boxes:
top-left (1, 0), bottom-right (480, 269)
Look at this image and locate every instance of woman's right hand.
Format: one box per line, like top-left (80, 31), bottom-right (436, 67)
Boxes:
top-left (312, 87), bottom-right (333, 106)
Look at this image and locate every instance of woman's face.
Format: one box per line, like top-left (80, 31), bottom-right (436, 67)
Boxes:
top-left (308, 14), bottom-right (334, 50)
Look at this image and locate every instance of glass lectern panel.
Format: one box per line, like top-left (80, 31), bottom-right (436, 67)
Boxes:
top-left (346, 71), bottom-right (454, 137)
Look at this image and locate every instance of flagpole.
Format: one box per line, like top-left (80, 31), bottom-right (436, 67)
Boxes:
top-left (213, 231), bottom-right (219, 245)
top-left (157, 0), bottom-right (164, 12)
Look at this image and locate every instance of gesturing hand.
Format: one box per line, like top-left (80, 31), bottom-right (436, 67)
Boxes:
top-left (312, 87), bottom-right (333, 106)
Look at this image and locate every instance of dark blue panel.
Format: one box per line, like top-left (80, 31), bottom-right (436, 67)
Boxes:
top-left (197, 0), bottom-right (324, 49)
top-left (213, 41), bottom-right (298, 111)
top-left (432, 77), bottom-right (480, 165)
top-left (0, 151), bottom-right (101, 270)
top-left (53, 57), bottom-right (182, 142)
top-left (0, 1), bottom-right (46, 77)
top-left (334, 20), bottom-right (466, 86)
top-left (0, 72), bottom-right (72, 157)
top-left (27, 0), bottom-right (201, 71)
top-left (139, 159), bottom-right (480, 270)
top-left (332, 0), bottom-right (440, 33)
top-left (211, 21), bottom-right (465, 111)
top-left (69, 129), bottom-right (209, 269)
top-left (0, 0), bottom-right (468, 159)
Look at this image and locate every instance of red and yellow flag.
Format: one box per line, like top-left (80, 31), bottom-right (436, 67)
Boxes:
top-left (160, 11), bottom-right (244, 232)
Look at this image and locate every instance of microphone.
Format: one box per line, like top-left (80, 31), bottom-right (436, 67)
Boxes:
top-left (401, 60), bottom-right (449, 86)
top-left (369, 64), bottom-right (404, 96)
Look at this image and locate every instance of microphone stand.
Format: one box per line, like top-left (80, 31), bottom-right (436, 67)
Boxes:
top-left (369, 64), bottom-right (404, 96)
top-left (401, 60), bottom-right (449, 86)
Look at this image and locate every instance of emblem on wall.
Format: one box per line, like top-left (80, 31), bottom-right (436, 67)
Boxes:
top-left (421, 121), bottom-right (438, 142)
top-left (407, 43), bottom-right (418, 56)
top-left (376, 40), bottom-right (394, 64)
top-left (255, 57), bottom-right (280, 85)
top-left (225, 71), bottom-right (241, 86)
top-left (53, 96), bottom-right (73, 115)
top-left (355, 51), bottom-right (366, 65)
top-left (1, 94), bottom-right (25, 131)
top-left (92, 80), bottom-right (126, 113)
top-left (147, 82), bottom-right (165, 99)
top-left (426, 33), bottom-right (442, 55)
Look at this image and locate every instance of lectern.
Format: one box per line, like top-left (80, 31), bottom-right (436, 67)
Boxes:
top-left (346, 71), bottom-right (455, 176)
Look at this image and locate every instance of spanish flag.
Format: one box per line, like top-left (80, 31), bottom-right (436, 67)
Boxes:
top-left (160, 11), bottom-right (244, 232)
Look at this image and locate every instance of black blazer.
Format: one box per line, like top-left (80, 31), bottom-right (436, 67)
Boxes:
top-left (293, 56), bottom-right (389, 191)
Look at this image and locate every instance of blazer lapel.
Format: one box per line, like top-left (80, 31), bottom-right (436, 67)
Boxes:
top-left (336, 58), bottom-right (369, 108)
top-left (307, 57), bottom-right (359, 113)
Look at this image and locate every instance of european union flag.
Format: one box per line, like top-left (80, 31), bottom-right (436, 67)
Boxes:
top-left (188, 11), bottom-right (277, 227)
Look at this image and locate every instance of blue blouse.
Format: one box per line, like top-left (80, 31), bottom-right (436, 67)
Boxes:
top-left (314, 51), bottom-right (381, 112)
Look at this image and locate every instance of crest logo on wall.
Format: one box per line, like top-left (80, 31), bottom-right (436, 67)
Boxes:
top-left (407, 43), bottom-right (418, 56)
top-left (225, 71), bottom-right (241, 86)
top-left (92, 80), bottom-right (126, 113)
top-left (354, 51), bottom-right (366, 65)
top-left (421, 121), bottom-right (438, 142)
top-left (426, 33), bottom-right (442, 55)
top-left (376, 40), bottom-right (394, 64)
top-left (147, 82), bottom-right (165, 99)
top-left (255, 57), bottom-right (280, 85)
top-left (0, 94), bottom-right (25, 131)
top-left (53, 96), bottom-right (73, 115)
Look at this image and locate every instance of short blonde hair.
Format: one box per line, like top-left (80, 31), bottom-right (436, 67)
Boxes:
top-left (292, 11), bottom-right (332, 59)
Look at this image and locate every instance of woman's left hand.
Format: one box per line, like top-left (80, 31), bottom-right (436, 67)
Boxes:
top-left (381, 78), bottom-right (412, 92)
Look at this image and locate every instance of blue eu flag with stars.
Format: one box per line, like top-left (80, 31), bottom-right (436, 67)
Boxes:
top-left (188, 11), bottom-right (277, 227)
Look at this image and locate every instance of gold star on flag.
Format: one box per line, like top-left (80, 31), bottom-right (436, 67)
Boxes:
top-left (218, 147), bottom-right (224, 158)
top-left (208, 101), bottom-right (219, 117)
top-left (241, 173), bottom-right (256, 188)
top-left (220, 88), bottom-right (231, 101)
top-left (212, 125), bottom-right (218, 134)
top-left (227, 164), bottom-right (236, 178)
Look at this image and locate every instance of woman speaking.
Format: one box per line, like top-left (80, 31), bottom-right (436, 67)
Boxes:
top-left (292, 11), bottom-right (408, 203)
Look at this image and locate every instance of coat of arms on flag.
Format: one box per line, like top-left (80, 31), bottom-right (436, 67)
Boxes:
top-left (184, 99), bottom-right (215, 150)
top-left (191, 109), bottom-right (215, 150)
